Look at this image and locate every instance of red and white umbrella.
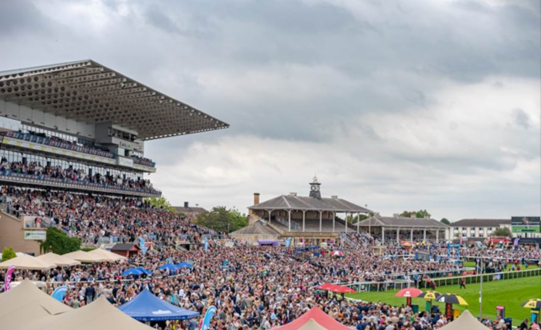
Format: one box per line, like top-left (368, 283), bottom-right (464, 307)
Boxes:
top-left (332, 251), bottom-right (343, 257)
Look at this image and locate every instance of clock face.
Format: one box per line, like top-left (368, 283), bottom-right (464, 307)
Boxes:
top-left (311, 185), bottom-right (318, 191)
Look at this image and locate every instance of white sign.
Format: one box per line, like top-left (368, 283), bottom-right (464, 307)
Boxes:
top-left (117, 156), bottom-right (134, 168)
top-left (24, 231), bottom-right (47, 240)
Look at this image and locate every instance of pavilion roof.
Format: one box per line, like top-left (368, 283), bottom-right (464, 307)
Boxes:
top-left (249, 195), bottom-right (371, 213)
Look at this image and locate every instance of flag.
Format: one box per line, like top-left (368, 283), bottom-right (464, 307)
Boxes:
top-left (52, 286), bottom-right (68, 302)
top-left (514, 238), bottom-right (520, 246)
top-left (200, 305), bottom-right (217, 330)
top-left (4, 265), bottom-right (15, 291)
top-left (204, 237), bottom-right (208, 251)
top-left (138, 237), bottom-right (146, 255)
top-left (301, 237), bottom-right (305, 246)
top-left (285, 237), bottom-right (292, 248)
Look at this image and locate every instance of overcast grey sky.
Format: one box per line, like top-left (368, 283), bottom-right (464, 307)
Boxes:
top-left (0, 0), bottom-right (539, 220)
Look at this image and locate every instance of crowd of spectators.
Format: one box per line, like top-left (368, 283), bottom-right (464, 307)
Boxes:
top-left (0, 159), bottom-right (158, 194)
top-left (0, 187), bottom-right (540, 330)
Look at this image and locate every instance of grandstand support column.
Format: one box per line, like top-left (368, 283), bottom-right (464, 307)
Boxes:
top-left (397, 228), bottom-right (400, 243)
top-left (268, 210), bottom-right (273, 224)
top-left (382, 227), bottom-right (385, 244)
top-left (344, 212), bottom-right (348, 233)
top-left (332, 212), bottom-right (335, 232)
top-left (410, 228), bottom-right (413, 241)
top-left (423, 228), bottom-right (426, 241)
top-left (436, 229), bottom-right (439, 243)
top-left (302, 210), bottom-right (306, 232)
top-left (319, 211), bottom-right (322, 232)
top-left (288, 210), bottom-right (291, 232)
top-left (356, 212), bottom-right (360, 233)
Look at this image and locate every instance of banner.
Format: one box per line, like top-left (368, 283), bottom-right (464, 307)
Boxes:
top-left (4, 265), bottom-right (15, 291)
top-left (200, 305), bottom-right (217, 330)
top-left (138, 237), bottom-right (146, 255)
top-left (204, 237), bottom-right (208, 252)
top-left (514, 238), bottom-right (520, 246)
top-left (52, 286), bottom-right (68, 301)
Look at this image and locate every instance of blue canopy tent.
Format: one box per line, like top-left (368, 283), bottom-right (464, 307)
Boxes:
top-left (122, 268), bottom-right (144, 276)
top-left (158, 263), bottom-right (179, 272)
top-left (134, 267), bottom-right (153, 275)
top-left (176, 262), bottom-right (193, 269)
top-left (119, 289), bottom-right (200, 321)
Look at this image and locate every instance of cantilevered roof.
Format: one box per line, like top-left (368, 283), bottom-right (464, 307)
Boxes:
top-left (230, 220), bottom-right (281, 236)
top-left (354, 215), bottom-right (449, 228)
top-left (0, 60), bottom-right (229, 140)
top-left (249, 195), bottom-right (371, 213)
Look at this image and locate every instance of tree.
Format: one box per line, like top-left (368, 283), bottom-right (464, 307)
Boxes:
top-left (2, 247), bottom-right (16, 262)
top-left (400, 210), bottom-right (431, 218)
top-left (440, 218), bottom-right (451, 225)
top-left (195, 206), bottom-right (248, 233)
top-left (144, 197), bottom-right (178, 214)
top-left (346, 214), bottom-right (369, 224)
top-left (492, 227), bottom-right (512, 237)
top-left (40, 227), bottom-right (81, 255)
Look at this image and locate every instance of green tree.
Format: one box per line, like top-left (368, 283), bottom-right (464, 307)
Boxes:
top-left (40, 227), bottom-right (81, 255)
top-left (400, 210), bottom-right (431, 218)
top-left (144, 197), bottom-right (178, 214)
top-left (492, 227), bottom-right (512, 237)
top-left (195, 206), bottom-right (248, 233)
top-left (2, 247), bottom-right (16, 262)
top-left (346, 214), bottom-right (369, 224)
top-left (440, 218), bottom-right (451, 225)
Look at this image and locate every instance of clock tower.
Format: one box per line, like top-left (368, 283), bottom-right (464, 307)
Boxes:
top-left (309, 176), bottom-right (322, 200)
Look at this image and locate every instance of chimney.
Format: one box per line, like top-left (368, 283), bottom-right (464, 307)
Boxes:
top-left (184, 201), bottom-right (189, 208)
top-left (393, 213), bottom-right (399, 218)
top-left (253, 193), bottom-right (260, 205)
top-left (410, 214), bottom-right (416, 219)
top-left (331, 195), bottom-right (338, 199)
top-left (290, 192), bottom-right (297, 196)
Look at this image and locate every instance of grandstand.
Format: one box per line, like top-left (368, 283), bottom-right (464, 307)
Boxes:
top-left (0, 60), bottom-right (228, 254)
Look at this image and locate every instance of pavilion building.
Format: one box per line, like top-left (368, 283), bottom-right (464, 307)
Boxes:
top-left (247, 177), bottom-right (372, 244)
top-left (353, 214), bottom-right (451, 243)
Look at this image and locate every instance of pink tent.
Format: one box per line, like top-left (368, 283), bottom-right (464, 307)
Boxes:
top-left (271, 307), bottom-right (352, 330)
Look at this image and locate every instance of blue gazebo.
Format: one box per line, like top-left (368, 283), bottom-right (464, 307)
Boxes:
top-left (119, 289), bottom-right (199, 321)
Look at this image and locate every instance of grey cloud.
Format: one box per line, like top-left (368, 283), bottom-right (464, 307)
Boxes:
top-left (512, 108), bottom-right (531, 129)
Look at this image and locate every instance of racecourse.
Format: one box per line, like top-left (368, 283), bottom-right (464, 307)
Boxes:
top-left (346, 275), bottom-right (541, 322)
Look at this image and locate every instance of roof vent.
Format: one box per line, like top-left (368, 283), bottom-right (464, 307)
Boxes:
top-left (331, 195), bottom-right (338, 199)
top-left (290, 192), bottom-right (297, 196)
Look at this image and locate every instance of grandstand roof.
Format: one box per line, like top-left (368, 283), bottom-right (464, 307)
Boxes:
top-left (354, 215), bottom-right (449, 228)
top-left (249, 195), bottom-right (371, 213)
top-left (0, 60), bottom-right (229, 140)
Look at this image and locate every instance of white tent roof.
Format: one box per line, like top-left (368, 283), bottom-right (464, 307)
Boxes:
top-left (28, 295), bottom-right (154, 330)
top-left (440, 310), bottom-right (489, 330)
top-left (62, 250), bottom-right (107, 263)
top-left (0, 279), bottom-right (71, 328)
top-left (87, 248), bottom-right (127, 262)
top-left (37, 252), bottom-right (81, 266)
top-left (0, 254), bottom-right (57, 270)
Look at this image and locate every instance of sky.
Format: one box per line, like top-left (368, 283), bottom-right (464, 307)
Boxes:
top-left (0, 0), bottom-right (539, 221)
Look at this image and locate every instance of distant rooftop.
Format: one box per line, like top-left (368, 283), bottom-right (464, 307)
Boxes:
top-left (451, 219), bottom-right (510, 227)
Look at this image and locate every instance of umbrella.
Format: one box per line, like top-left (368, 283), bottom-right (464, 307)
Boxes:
top-left (133, 267), bottom-right (152, 275)
top-left (437, 293), bottom-right (468, 320)
top-left (315, 283), bottom-right (334, 290)
top-left (158, 263), bottom-right (178, 272)
top-left (419, 291), bottom-right (441, 301)
top-left (437, 294), bottom-right (468, 306)
top-left (0, 254), bottom-right (57, 270)
top-left (395, 287), bottom-right (423, 298)
top-left (395, 287), bottom-right (423, 306)
top-left (522, 299), bottom-right (541, 309)
top-left (176, 262), bottom-right (193, 269)
top-left (331, 251), bottom-right (343, 257)
top-left (328, 285), bottom-right (356, 294)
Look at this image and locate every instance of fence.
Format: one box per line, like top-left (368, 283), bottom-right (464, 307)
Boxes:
top-left (427, 267), bottom-right (541, 288)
